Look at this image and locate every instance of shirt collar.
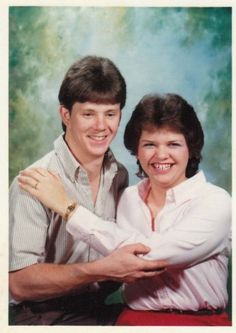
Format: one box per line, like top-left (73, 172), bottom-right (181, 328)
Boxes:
top-left (167, 171), bottom-right (207, 204)
top-left (137, 171), bottom-right (207, 204)
top-left (54, 134), bottom-right (118, 182)
top-left (138, 178), bottom-right (151, 201)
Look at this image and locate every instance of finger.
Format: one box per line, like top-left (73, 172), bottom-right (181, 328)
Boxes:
top-left (125, 243), bottom-right (151, 255)
top-left (48, 169), bottom-right (60, 180)
top-left (33, 167), bottom-right (52, 177)
top-left (20, 167), bottom-right (48, 179)
top-left (18, 175), bottom-right (40, 189)
top-left (138, 269), bottom-right (167, 279)
top-left (143, 268), bottom-right (167, 274)
top-left (145, 269), bottom-right (166, 277)
top-left (141, 259), bottom-right (168, 271)
top-left (18, 180), bottom-right (39, 197)
top-left (19, 169), bottom-right (42, 182)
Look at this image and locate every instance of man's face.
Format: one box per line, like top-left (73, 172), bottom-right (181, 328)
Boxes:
top-left (61, 102), bottom-right (121, 162)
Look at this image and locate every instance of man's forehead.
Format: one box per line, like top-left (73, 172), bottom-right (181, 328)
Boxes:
top-left (73, 101), bottom-right (121, 112)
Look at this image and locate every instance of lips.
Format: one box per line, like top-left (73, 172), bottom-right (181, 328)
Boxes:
top-left (88, 134), bottom-right (108, 142)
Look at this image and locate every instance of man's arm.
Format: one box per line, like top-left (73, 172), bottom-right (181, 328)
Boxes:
top-left (9, 243), bottom-right (167, 301)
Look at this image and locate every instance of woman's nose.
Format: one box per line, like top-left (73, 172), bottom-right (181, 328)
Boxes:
top-left (155, 146), bottom-right (169, 160)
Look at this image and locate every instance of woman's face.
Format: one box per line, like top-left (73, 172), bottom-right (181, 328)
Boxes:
top-left (137, 126), bottom-right (189, 190)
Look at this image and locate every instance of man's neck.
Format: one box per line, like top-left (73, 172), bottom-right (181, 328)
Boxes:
top-left (64, 134), bottom-right (105, 202)
top-left (83, 158), bottom-right (103, 182)
top-left (64, 134), bottom-right (104, 173)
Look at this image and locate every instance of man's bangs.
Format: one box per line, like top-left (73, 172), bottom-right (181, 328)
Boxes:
top-left (85, 91), bottom-right (120, 105)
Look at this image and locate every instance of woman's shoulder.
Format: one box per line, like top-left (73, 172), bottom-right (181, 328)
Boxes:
top-left (191, 171), bottom-right (231, 202)
top-left (204, 181), bottom-right (231, 201)
top-left (190, 179), bottom-right (232, 217)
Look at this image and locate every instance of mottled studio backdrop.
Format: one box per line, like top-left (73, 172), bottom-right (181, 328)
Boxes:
top-left (9, 7), bottom-right (232, 192)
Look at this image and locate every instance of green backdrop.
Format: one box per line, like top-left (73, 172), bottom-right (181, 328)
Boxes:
top-left (9, 7), bottom-right (232, 192)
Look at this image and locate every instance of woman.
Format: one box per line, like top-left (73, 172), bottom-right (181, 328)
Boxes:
top-left (18, 94), bottom-right (231, 326)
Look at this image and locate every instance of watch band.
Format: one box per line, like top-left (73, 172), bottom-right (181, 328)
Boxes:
top-left (64, 202), bottom-right (77, 221)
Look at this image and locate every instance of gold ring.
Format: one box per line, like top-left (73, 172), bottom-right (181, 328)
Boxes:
top-left (34, 181), bottom-right (39, 190)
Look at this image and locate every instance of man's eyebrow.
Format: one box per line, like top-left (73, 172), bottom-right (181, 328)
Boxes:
top-left (81, 108), bottom-right (95, 112)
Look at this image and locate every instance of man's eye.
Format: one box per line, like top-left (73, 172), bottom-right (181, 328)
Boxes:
top-left (143, 143), bottom-right (154, 147)
top-left (83, 113), bottom-right (93, 117)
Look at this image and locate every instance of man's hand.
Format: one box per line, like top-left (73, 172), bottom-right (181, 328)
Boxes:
top-left (93, 243), bottom-right (167, 283)
top-left (9, 243), bottom-right (167, 301)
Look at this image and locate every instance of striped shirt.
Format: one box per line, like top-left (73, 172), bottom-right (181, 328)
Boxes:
top-left (9, 135), bottom-right (128, 274)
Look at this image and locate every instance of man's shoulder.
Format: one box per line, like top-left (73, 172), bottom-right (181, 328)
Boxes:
top-left (116, 160), bottom-right (128, 173)
top-left (115, 160), bottom-right (129, 183)
top-left (106, 150), bottom-right (128, 180)
top-left (29, 150), bottom-right (56, 168)
top-left (9, 149), bottom-right (57, 192)
top-left (27, 135), bottom-right (66, 170)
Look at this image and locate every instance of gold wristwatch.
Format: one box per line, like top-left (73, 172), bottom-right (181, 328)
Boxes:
top-left (64, 202), bottom-right (77, 221)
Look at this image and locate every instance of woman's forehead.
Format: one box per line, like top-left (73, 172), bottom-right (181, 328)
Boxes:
top-left (141, 124), bottom-right (183, 135)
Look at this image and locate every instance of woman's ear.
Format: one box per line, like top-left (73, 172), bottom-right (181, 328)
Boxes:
top-left (59, 106), bottom-right (71, 128)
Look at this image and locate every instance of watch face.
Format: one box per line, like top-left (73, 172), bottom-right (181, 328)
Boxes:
top-left (65, 202), bottom-right (77, 221)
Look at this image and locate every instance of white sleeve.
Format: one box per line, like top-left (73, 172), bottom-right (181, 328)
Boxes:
top-left (66, 189), bottom-right (231, 267)
top-left (66, 205), bottom-right (143, 256)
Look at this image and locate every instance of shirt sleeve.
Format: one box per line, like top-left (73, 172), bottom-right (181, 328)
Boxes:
top-left (66, 188), bottom-right (231, 268)
top-left (9, 178), bottom-right (50, 271)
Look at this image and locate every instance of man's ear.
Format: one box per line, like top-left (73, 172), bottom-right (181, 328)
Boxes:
top-left (59, 106), bottom-right (71, 128)
top-left (118, 110), bottom-right (122, 125)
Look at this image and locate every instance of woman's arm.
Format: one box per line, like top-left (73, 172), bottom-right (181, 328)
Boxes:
top-left (18, 168), bottom-right (231, 268)
top-left (67, 189), bottom-right (231, 268)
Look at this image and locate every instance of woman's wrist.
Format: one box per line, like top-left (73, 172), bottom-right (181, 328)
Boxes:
top-left (64, 202), bottom-right (78, 221)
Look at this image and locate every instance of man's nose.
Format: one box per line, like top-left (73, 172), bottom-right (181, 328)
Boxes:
top-left (94, 115), bottom-right (106, 130)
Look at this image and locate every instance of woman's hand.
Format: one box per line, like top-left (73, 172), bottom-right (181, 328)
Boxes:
top-left (18, 167), bottom-right (74, 217)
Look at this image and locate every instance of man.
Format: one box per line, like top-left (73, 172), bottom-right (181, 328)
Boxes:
top-left (9, 56), bottom-right (166, 325)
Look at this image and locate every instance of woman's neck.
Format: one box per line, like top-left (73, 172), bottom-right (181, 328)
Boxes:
top-left (150, 183), bottom-right (166, 203)
top-left (145, 182), bottom-right (167, 219)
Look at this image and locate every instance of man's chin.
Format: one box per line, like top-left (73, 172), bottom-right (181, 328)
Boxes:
top-left (88, 141), bottom-right (112, 154)
top-left (89, 147), bottom-right (110, 158)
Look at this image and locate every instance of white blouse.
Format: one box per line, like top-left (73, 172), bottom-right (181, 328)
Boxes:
top-left (67, 171), bottom-right (231, 311)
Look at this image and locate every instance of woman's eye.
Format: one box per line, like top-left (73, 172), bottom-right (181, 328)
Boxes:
top-left (169, 142), bottom-right (181, 147)
top-left (107, 111), bottom-right (119, 118)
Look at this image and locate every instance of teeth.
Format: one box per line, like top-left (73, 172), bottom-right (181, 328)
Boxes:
top-left (90, 135), bottom-right (106, 141)
top-left (153, 164), bottom-right (171, 170)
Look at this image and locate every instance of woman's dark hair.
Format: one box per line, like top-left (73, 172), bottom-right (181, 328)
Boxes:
top-left (124, 93), bottom-right (204, 178)
top-left (59, 55), bottom-right (126, 131)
